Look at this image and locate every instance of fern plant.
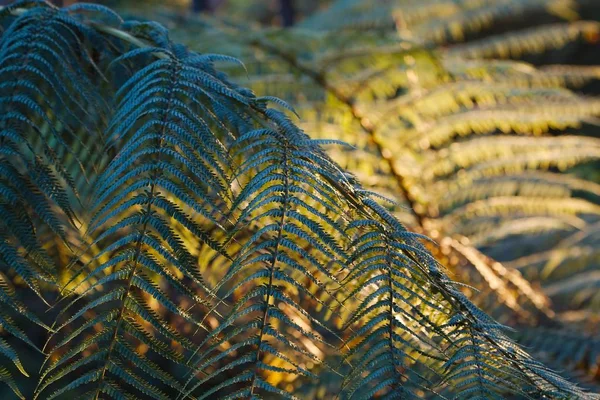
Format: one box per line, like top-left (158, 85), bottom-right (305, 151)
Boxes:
top-left (151, 0), bottom-right (600, 394)
top-left (0, 0), bottom-right (597, 399)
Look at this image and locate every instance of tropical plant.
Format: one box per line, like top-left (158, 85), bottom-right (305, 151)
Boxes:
top-left (156, 0), bottom-right (600, 391)
top-left (0, 0), bottom-right (598, 399)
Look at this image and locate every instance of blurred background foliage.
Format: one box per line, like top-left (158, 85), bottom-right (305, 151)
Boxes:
top-left (67, 0), bottom-right (333, 27)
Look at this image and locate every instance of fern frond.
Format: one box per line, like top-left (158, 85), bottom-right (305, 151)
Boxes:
top-left (339, 215), bottom-right (449, 398)
top-left (182, 111), bottom-right (353, 398)
top-left (432, 171), bottom-right (600, 219)
top-left (400, 99), bottom-right (600, 151)
top-left (300, 0), bottom-right (584, 46)
top-left (422, 136), bottom-right (600, 181)
top-left (450, 21), bottom-right (600, 59)
top-left (38, 25), bottom-right (237, 399)
top-left (440, 196), bottom-right (600, 235)
top-left (0, 1), bottom-right (113, 396)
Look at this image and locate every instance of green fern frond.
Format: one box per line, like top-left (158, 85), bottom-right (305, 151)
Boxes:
top-left (422, 135), bottom-right (600, 181)
top-left (450, 21), bottom-right (600, 59)
top-left (398, 99), bottom-right (600, 151)
top-left (181, 116), bottom-right (353, 398)
top-left (37, 26), bottom-right (242, 398)
top-left (300, 0), bottom-right (585, 45)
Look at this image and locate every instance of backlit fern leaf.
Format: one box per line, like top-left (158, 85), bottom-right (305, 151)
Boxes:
top-left (449, 21), bottom-right (600, 59)
top-left (181, 112), bottom-right (351, 399)
top-left (340, 218), bottom-right (447, 398)
top-left (38, 28), bottom-right (238, 399)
